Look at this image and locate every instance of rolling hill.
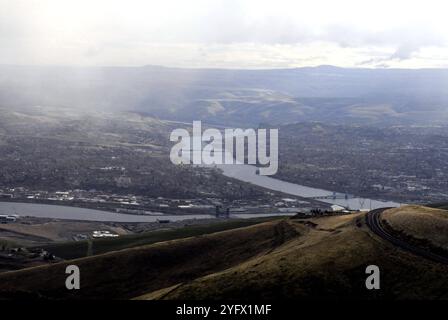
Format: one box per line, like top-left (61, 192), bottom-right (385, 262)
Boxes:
top-left (1, 206), bottom-right (448, 300)
top-left (1, 65), bottom-right (448, 126)
top-left (0, 219), bottom-right (298, 299)
top-left (382, 205), bottom-right (448, 253)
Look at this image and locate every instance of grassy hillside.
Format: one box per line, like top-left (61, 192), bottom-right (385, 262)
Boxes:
top-left (39, 218), bottom-right (277, 260)
top-left (2, 65), bottom-right (448, 126)
top-left (383, 205), bottom-right (448, 251)
top-left (0, 219), bottom-right (298, 299)
top-left (138, 212), bottom-right (448, 300)
top-left (2, 210), bottom-right (448, 300)
top-left (427, 202), bottom-right (448, 210)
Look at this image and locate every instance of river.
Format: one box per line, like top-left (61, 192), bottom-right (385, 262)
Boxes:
top-left (216, 163), bottom-right (401, 210)
top-left (0, 201), bottom-right (297, 222)
top-left (0, 202), bottom-right (215, 222)
top-left (0, 160), bottom-right (400, 222)
top-left (189, 136), bottom-right (401, 210)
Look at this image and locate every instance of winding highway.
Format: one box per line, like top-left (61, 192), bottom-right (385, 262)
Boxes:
top-left (366, 208), bottom-right (448, 265)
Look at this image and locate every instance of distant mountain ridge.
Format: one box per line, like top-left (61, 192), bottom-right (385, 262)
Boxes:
top-left (1, 65), bottom-right (448, 126)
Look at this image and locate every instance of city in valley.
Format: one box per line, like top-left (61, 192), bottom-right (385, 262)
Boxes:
top-left (2, 0), bottom-right (448, 302)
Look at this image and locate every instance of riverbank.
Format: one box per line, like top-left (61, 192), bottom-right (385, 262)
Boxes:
top-left (0, 201), bottom-right (295, 223)
top-left (0, 201), bottom-right (213, 222)
top-left (217, 163), bottom-right (402, 210)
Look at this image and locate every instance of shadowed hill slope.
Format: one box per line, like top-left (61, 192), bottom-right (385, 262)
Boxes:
top-left (0, 220), bottom-right (299, 300)
top-left (382, 205), bottom-right (448, 253)
top-left (138, 212), bottom-right (448, 300)
top-left (2, 209), bottom-right (448, 300)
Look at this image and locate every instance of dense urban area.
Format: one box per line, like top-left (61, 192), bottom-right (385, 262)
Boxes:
top-left (277, 123), bottom-right (448, 203)
top-left (2, 107), bottom-right (448, 210)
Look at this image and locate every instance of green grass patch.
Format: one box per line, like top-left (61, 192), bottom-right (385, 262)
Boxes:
top-left (0, 239), bottom-right (17, 249)
top-left (39, 217), bottom-right (278, 260)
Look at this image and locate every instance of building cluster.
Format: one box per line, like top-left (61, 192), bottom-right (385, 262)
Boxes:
top-left (0, 186), bottom-right (329, 217)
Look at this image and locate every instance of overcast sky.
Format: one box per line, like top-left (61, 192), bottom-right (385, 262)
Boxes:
top-left (1, 0), bottom-right (447, 68)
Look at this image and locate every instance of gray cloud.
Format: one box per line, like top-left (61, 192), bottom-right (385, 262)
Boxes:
top-left (0, 0), bottom-right (447, 67)
top-left (390, 44), bottom-right (419, 60)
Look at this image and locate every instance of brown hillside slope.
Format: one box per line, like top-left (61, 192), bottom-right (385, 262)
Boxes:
top-left (138, 213), bottom-right (448, 300)
top-left (2, 210), bottom-right (448, 300)
top-left (0, 220), bottom-right (299, 300)
top-left (383, 205), bottom-right (448, 251)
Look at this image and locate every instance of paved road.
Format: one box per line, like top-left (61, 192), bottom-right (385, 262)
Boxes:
top-left (366, 208), bottom-right (448, 265)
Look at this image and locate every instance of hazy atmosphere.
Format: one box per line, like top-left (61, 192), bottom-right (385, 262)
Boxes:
top-left (1, 0), bottom-right (448, 68)
top-left (3, 0), bottom-right (448, 306)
